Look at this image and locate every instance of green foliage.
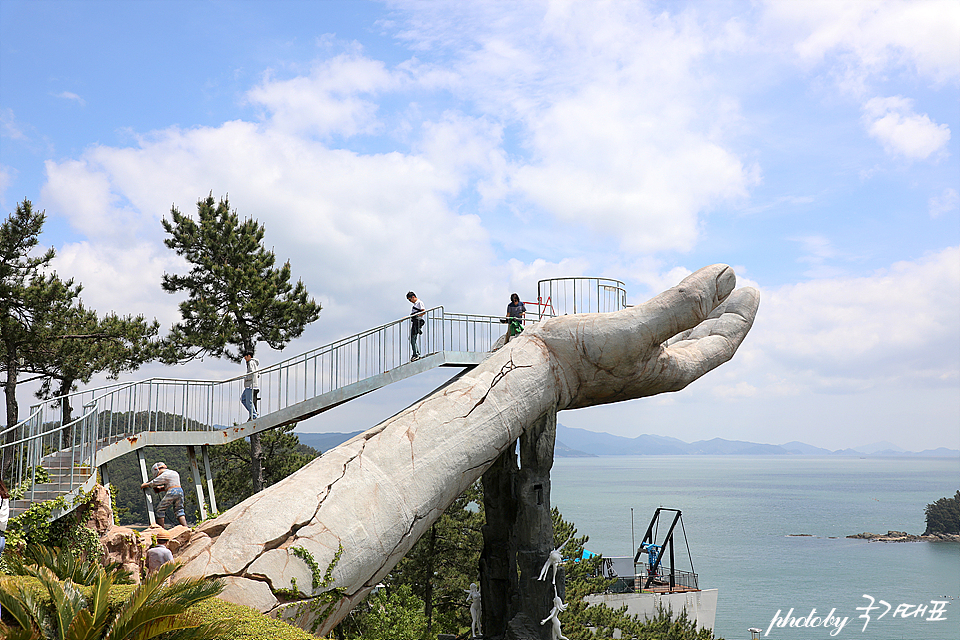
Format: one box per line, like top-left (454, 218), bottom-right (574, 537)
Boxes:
top-left (574, 605), bottom-right (716, 640)
top-left (160, 193), bottom-right (321, 363)
top-left (280, 544), bottom-right (345, 635)
top-left (3, 495), bottom-right (70, 554)
top-left (924, 490), bottom-right (960, 535)
top-left (1, 199), bottom-right (80, 430)
top-left (205, 423), bottom-right (320, 511)
top-left (9, 466), bottom-right (51, 500)
top-left (386, 481), bottom-right (484, 635)
top-left (3, 544), bottom-right (131, 586)
top-left (1, 199), bottom-right (159, 434)
top-left (3, 488), bottom-right (107, 568)
top-left (181, 595), bottom-right (318, 640)
top-left (351, 584), bottom-right (429, 640)
top-left (0, 561), bottom-right (235, 640)
top-left (31, 304), bottom-right (160, 428)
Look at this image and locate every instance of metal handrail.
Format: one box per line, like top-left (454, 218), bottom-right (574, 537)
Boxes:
top-left (0, 306), bottom-right (506, 507)
top-left (536, 277), bottom-right (628, 319)
top-left (1, 277), bottom-right (631, 513)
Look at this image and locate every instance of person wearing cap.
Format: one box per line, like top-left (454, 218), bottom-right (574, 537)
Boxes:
top-left (141, 462), bottom-right (187, 528)
top-left (145, 529), bottom-right (175, 575)
top-left (241, 349), bottom-right (260, 420)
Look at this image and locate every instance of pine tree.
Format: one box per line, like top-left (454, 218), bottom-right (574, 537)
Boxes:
top-left (160, 193), bottom-right (321, 492)
top-left (387, 482), bottom-right (485, 635)
top-left (924, 490), bottom-right (960, 535)
top-left (205, 423), bottom-right (319, 511)
top-left (29, 304), bottom-right (160, 439)
top-left (0, 200), bottom-right (80, 434)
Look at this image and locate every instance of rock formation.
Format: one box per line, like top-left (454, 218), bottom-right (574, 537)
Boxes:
top-left (174, 264), bottom-right (760, 635)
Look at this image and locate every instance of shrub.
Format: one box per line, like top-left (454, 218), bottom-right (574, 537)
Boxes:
top-left (924, 490), bottom-right (960, 535)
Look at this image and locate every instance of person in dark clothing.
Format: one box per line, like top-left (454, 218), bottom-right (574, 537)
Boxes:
top-left (505, 292), bottom-right (526, 342)
top-left (407, 291), bottom-right (425, 360)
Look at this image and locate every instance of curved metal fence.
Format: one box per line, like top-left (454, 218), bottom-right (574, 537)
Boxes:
top-left (535, 277), bottom-right (628, 319)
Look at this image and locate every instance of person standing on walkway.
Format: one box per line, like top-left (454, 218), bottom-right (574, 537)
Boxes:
top-left (0, 479), bottom-right (9, 556)
top-left (407, 291), bottom-right (425, 361)
top-left (241, 350), bottom-right (260, 420)
top-left (505, 293), bottom-right (526, 342)
top-left (141, 462), bottom-right (188, 528)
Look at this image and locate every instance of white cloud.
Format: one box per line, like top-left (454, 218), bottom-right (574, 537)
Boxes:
top-left (746, 245), bottom-right (960, 388)
top-left (55, 91), bottom-right (86, 107)
top-left (764, 0), bottom-right (960, 89)
top-left (1, 108), bottom-right (29, 141)
top-left (37, 110), bottom-right (506, 346)
top-left (393, 1), bottom-right (759, 253)
top-left (52, 240), bottom-right (179, 325)
top-left (861, 96), bottom-right (951, 160)
top-left (246, 54), bottom-right (398, 138)
top-left (928, 188), bottom-right (959, 218)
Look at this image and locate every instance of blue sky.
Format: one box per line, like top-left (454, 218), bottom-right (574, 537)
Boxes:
top-left (2, 0), bottom-right (958, 451)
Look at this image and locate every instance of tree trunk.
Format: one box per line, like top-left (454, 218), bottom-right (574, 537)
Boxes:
top-left (250, 432), bottom-right (264, 493)
top-left (59, 377), bottom-right (74, 447)
top-left (3, 351), bottom-right (18, 442)
top-left (424, 524), bottom-right (436, 635)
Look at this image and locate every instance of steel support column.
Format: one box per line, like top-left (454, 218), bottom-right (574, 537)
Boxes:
top-left (202, 445), bottom-right (218, 515)
top-left (137, 449), bottom-right (156, 526)
top-left (187, 446), bottom-right (207, 521)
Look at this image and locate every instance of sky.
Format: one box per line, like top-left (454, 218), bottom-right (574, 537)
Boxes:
top-left (1, 0), bottom-right (958, 452)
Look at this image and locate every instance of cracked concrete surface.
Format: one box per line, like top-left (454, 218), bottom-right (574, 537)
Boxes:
top-left (174, 264), bottom-right (759, 636)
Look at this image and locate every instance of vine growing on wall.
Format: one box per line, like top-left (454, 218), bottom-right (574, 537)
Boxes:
top-left (275, 543), bottom-right (346, 635)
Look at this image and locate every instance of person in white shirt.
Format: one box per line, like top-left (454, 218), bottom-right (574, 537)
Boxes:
top-left (0, 478), bottom-right (9, 555)
top-left (407, 291), bottom-right (426, 360)
top-left (140, 462), bottom-right (187, 528)
top-left (241, 350), bottom-right (260, 420)
top-left (145, 530), bottom-right (175, 575)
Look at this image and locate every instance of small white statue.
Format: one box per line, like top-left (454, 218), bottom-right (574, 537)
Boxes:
top-left (464, 582), bottom-right (481, 638)
top-left (538, 535), bottom-right (573, 584)
top-left (540, 593), bottom-right (569, 640)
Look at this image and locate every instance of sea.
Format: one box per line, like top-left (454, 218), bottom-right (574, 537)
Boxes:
top-left (550, 455), bottom-right (960, 640)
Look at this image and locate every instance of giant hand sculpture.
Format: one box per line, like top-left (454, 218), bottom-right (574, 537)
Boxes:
top-left (175, 265), bottom-right (758, 635)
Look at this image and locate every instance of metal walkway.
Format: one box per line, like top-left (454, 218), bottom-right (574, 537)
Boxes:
top-left (0, 307), bottom-right (503, 521)
top-left (0, 277), bottom-right (630, 523)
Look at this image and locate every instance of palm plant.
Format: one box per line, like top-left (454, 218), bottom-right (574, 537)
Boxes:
top-left (0, 561), bottom-right (234, 640)
top-left (4, 545), bottom-right (133, 586)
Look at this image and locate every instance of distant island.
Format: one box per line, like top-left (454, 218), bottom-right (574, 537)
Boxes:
top-left (294, 424), bottom-right (959, 458)
top-left (848, 491), bottom-right (960, 543)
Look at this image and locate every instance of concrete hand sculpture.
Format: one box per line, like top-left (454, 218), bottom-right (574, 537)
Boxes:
top-left (540, 594), bottom-right (569, 640)
top-left (174, 265), bottom-right (759, 635)
top-left (465, 582), bottom-right (482, 637)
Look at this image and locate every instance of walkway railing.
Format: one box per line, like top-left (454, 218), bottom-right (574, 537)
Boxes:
top-left (0, 306), bottom-right (506, 506)
top-left (535, 277), bottom-right (628, 319)
top-left (0, 277), bottom-right (633, 514)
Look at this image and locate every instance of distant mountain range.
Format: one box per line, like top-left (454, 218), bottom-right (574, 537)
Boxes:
top-left (295, 425), bottom-right (959, 458)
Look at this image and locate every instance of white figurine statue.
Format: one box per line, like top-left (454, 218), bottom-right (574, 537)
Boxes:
top-left (540, 593), bottom-right (569, 640)
top-left (465, 582), bottom-right (481, 638)
top-left (538, 535), bottom-right (573, 584)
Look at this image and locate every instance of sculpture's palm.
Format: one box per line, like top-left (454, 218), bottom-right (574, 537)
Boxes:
top-left (537, 264), bottom-right (759, 408)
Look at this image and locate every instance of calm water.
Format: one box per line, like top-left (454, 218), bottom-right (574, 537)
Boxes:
top-left (550, 456), bottom-right (960, 640)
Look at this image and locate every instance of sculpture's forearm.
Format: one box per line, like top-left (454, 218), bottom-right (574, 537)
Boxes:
top-left (176, 338), bottom-right (561, 629)
top-left (174, 264), bottom-right (758, 634)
